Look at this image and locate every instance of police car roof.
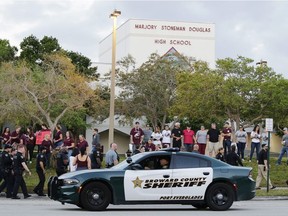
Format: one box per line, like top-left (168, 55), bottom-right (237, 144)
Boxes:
top-left (160, 147), bottom-right (180, 152)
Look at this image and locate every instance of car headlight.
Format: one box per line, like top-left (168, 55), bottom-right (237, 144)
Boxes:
top-left (63, 178), bottom-right (80, 185)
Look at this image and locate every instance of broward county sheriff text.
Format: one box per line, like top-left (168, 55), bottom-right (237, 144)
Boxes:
top-left (143, 177), bottom-right (207, 189)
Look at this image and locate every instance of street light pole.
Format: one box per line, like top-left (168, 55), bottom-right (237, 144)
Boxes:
top-left (108, 9), bottom-right (121, 145)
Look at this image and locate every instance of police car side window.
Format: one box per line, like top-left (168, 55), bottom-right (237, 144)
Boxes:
top-left (173, 155), bottom-right (210, 169)
top-left (139, 156), bottom-right (171, 170)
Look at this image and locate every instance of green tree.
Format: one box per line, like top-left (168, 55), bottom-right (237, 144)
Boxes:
top-left (171, 61), bottom-right (225, 126)
top-left (0, 39), bottom-right (18, 63)
top-left (173, 56), bottom-right (288, 133)
top-left (0, 53), bottom-right (94, 132)
top-left (19, 35), bottom-right (98, 79)
top-left (116, 53), bottom-right (193, 129)
top-left (65, 51), bottom-right (99, 79)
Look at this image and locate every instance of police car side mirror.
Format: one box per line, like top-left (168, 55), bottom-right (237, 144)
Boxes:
top-left (131, 164), bottom-right (143, 170)
top-left (126, 157), bottom-right (132, 164)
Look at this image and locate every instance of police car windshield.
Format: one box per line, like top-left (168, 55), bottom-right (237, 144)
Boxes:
top-left (110, 153), bottom-right (145, 170)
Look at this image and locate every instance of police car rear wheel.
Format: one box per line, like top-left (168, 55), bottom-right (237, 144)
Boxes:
top-left (80, 182), bottom-right (111, 211)
top-left (206, 183), bottom-right (234, 211)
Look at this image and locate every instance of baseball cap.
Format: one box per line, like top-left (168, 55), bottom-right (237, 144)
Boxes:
top-left (283, 127), bottom-right (287, 131)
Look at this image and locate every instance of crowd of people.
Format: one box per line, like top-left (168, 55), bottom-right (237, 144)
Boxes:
top-left (128, 121), bottom-right (288, 190)
top-left (0, 124), bottom-right (103, 199)
top-left (1, 121), bottom-right (286, 198)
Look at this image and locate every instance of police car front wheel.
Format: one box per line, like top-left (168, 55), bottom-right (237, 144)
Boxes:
top-left (205, 183), bottom-right (234, 211)
top-left (80, 182), bottom-right (111, 211)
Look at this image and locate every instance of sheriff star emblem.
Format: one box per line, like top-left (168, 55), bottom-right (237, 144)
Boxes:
top-left (132, 177), bottom-right (143, 188)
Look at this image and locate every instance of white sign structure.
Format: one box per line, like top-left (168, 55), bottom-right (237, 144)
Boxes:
top-left (265, 118), bottom-right (273, 132)
top-left (97, 19), bottom-right (215, 78)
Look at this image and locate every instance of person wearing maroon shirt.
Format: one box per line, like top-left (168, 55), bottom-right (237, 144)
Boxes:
top-left (145, 139), bottom-right (156, 151)
top-left (2, 127), bottom-right (11, 145)
top-left (62, 131), bottom-right (75, 158)
top-left (10, 126), bottom-right (21, 144)
top-left (54, 125), bottom-right (63, 148)
top-left (41, 134), bottom-right (53, 169)
top-left (77, 135), bottom-right (89, 152)
top-left (26, 127), bottom-right (36, 164)
top-left (130, 122), bottom-right (144, 152)
top-left (222, 122), bottom-right (233, 159)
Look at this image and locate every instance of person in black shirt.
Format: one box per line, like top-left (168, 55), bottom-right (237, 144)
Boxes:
top-left (226, 144), bottom-right (243, 166)
top-left (171, 122), bottom-right (182, 149)
top-left (12, 145), bottom-right (32, 199)
top-left (215, 147), bottom-right (225, 162)
top-left (89, 144), bottom-right (103, 169)
top-left (0, 145), bottom-right (14, 198)
top-left (33, 146), bottom-right (47, 196)
top-left (207, 123), bottom-right (221, 157)
top-left (56, 148), bottom-right (69, 176)
top-left (255, 144), bottom-right (276, 190)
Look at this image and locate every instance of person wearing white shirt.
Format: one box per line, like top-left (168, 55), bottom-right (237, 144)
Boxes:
top-left (249, 125), bottom-right (261, 162)
top-left (69, 148), bottom-right (79, 172)
top-left (151, 126), bottom-right (163, 148)
top-left (161, 125), bottom-right (171, 148)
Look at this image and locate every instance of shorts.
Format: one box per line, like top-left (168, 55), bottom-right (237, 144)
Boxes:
top-left (208, 141), bottom-right (221, 153)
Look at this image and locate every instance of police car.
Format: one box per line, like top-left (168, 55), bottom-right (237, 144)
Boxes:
top-left (48, 148), bottom-right (255, 211)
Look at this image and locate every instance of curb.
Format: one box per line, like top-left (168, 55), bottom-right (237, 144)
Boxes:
top-left (253, 196), bottom-right (288, 201)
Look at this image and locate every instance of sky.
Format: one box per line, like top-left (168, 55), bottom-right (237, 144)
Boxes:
top-left (1, 0), bottom-right (287, 77)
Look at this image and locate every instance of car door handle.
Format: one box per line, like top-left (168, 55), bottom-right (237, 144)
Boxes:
top-left (203, 172), bottom-right (210, 175)
top-left (163, 175), bottom-right (170, 178)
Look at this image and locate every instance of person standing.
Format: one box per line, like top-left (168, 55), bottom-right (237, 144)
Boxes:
top-left (235, 125), bottom-right (247, 161)
top-left (143, 125), bottom-right (153, 144)
top-left (130, 122), bottom-right (144, 152)
top-left (195, 126), bottom-right (208, 155)
top-left (53, 125), bottom-right (63, 148)
top-left (161, 125), bottom-right (171, 148)
top-left (256, 144), bottom-right (276, 190)
top-left (26, 126), bottom-right (36, 164)
top-left (171, 122), bottom-right (182, 149)
top-left (62, 131), bottom-right (75, 158)
top-left (226, 145), bottom-right (243, 166)
top-left (77, 135), bottom-right (89, 153)
top-left (92, 128), bottom-right (100, 152)
top-left (10, 126), bottom-right (21, 144)
top-left (41, 134), bottom-right (53, 169)
top-left (207, 123), bottom-right (221, 157)
top-left (12, 145), bottom-right (31, 199)
top-left (151, 126), bottom-right (163, 148)
top-left (0, 144), bottom-right (14, 198)
top-left (89, 144), bottom-right (103, 169)
top-left (222, 122), bottom-right (233, 158)
top-left (69, 148), bottom-right (79, 172)
top-left (249, 125), bottom-right (261, 162)
top-left (33, 146), bottom-right (47, 196)
top-left (73, 147), bottom-right (91, 171)
top-left (105, 143), bottom-right (119, 168)
top-left (182, 126), bottom-right (196, 152)
top-left (276, 127), bottom-right (288, 165)
top-left (2, 127), bottom-right (11, 145)
top-left (56, 148), bottom-right (69, 176)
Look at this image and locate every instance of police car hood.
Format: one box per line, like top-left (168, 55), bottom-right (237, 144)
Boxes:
top-left (58, 168), bottom-right (115, 180)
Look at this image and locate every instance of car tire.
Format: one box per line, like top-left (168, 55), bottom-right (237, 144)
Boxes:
top-left (191, 203), bottom-right (208, 209)
top-left (205, 183), bottom-right (234, 211)
top-left (80, 182), bottom-right (111, 211)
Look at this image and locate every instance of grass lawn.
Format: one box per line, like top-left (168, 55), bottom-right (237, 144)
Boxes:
top-left (22, 155), bottom-right (288, 196)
